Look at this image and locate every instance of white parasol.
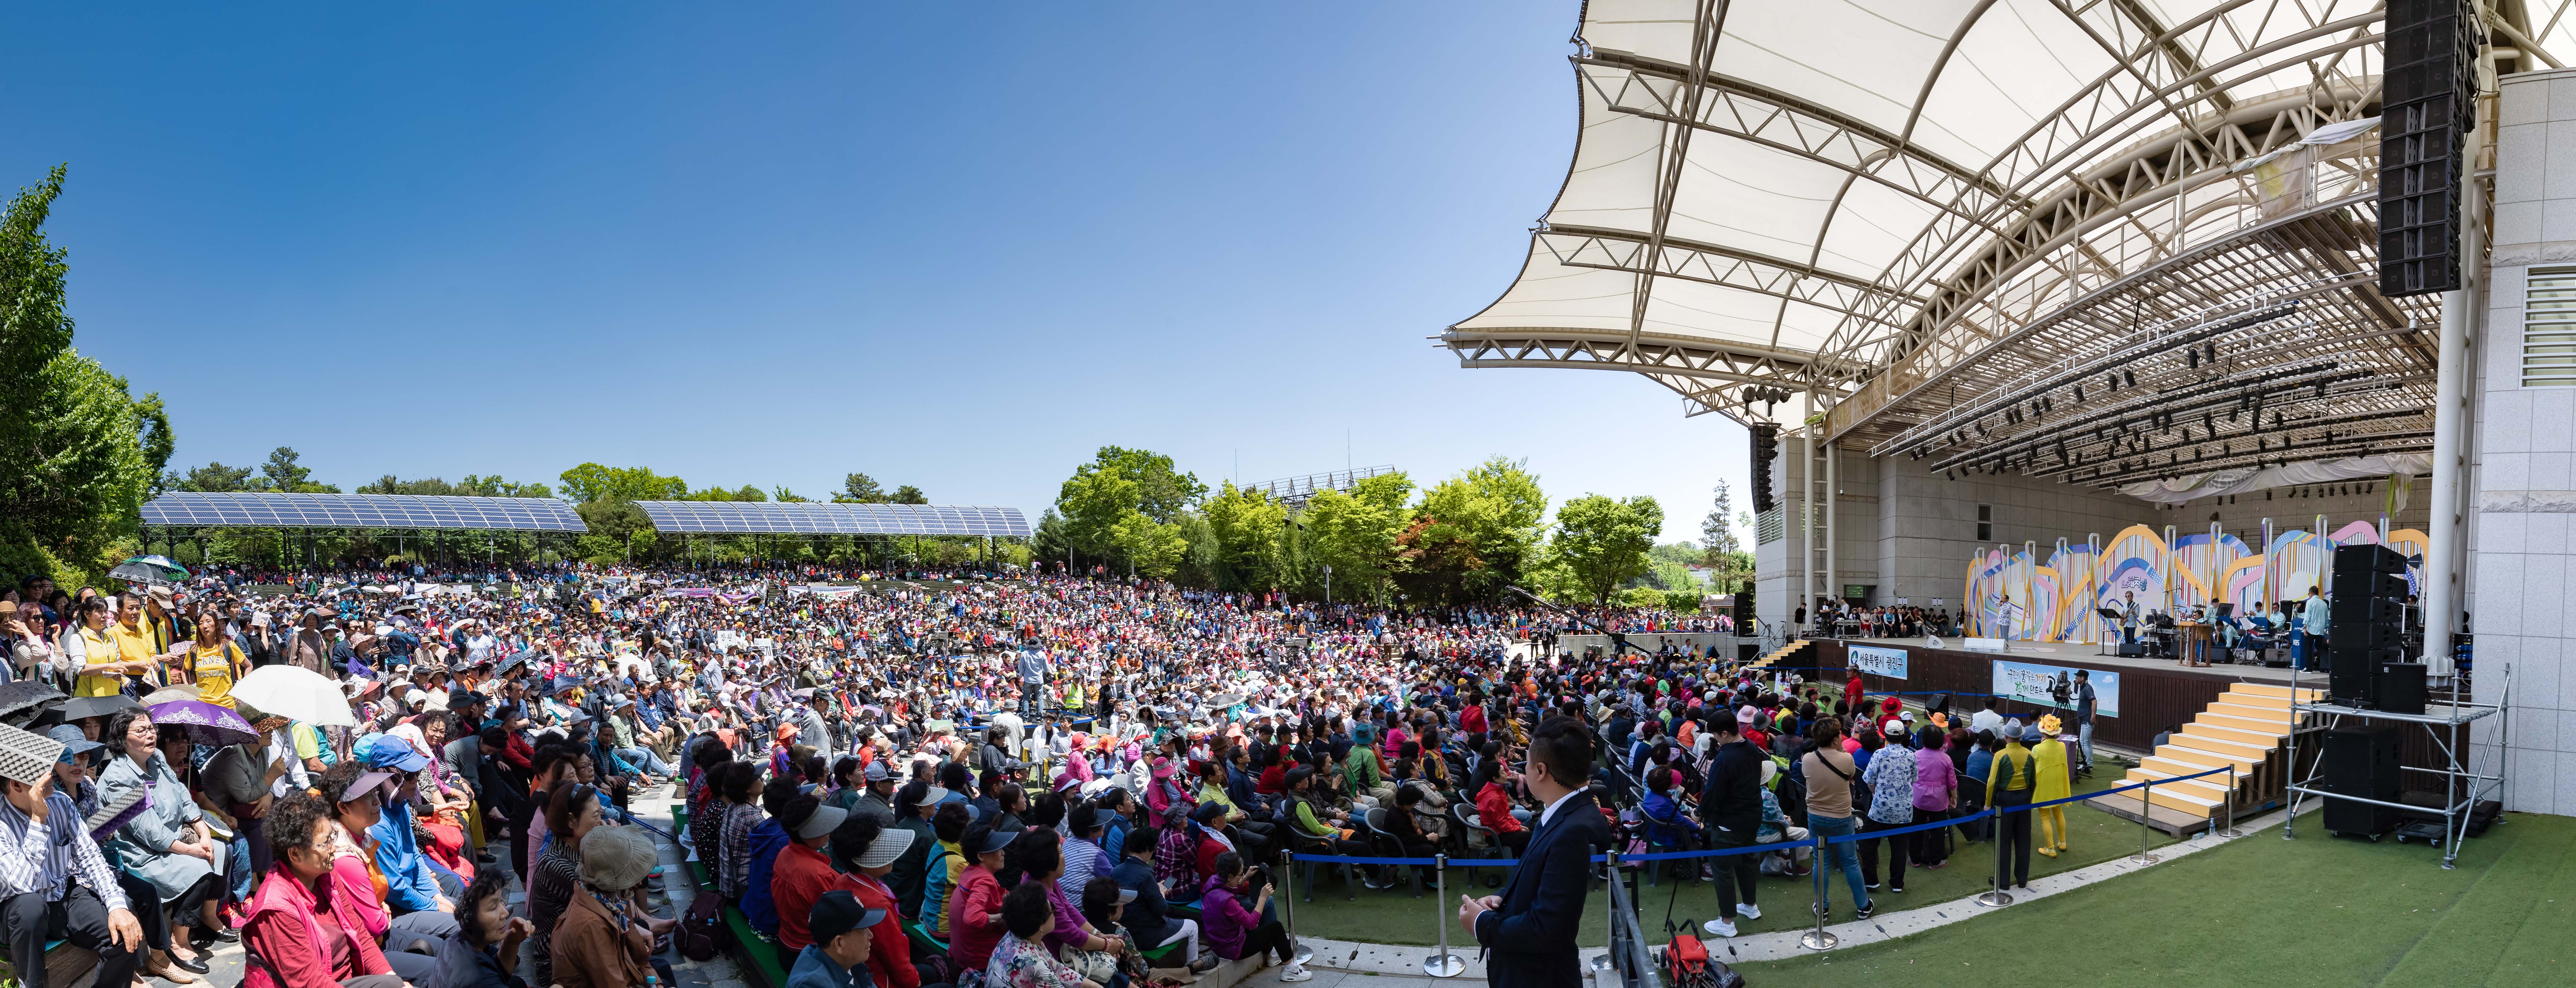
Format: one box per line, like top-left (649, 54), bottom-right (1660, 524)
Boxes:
top-left (229, 666), bottom-right (358, 726)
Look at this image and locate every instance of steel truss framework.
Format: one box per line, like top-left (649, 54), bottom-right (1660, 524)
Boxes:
top-left (1445, 0), bottom-right (2572, 487)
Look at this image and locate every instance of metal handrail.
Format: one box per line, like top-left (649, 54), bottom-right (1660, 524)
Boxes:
top-left (1603, 858), bottom-right (1664, 988)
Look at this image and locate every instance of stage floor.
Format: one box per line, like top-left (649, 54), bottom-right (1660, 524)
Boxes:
top-left (1833, 635), bottom-right (2318, 685)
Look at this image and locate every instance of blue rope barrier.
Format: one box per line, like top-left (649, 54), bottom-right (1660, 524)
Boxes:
top-left (1284, 765), bottom-right (2233, 868)
top-left (1818, 808), bottom-right (1997, 845)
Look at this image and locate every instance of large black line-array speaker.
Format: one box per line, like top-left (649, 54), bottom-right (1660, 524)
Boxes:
top-left (2329, 544), bottom-right (2415, 706)
top-left (2378, 0), bottom-right (2477, 298)
top-left (1749, 422), bottom-right (1781, 514)
top-left (1732, 586), bottom-right (1754, 629)
top-left (2322, 726), bottom-right (2403, 837)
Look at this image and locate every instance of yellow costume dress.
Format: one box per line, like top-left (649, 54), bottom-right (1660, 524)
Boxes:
top-left (2033, 725), bottom-right (2072, 854)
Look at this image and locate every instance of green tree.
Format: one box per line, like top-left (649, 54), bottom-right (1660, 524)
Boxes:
top-left (1071, 447), bottom-right (1204, 523)
top-left (169, 462), bottom-right (258, 492)
top-left (1699, 480), bottom-right (1754, 591)
top-left (1297, 471), bottom-right (1413, 603)
top-left (557, 464), bottom-right (688, 503)
top-left (0, 165), bottom-right (175, 584)
top-left (1200, 483), bottom-right (1289, 591)
top-left (890, 485), bottom-right (928, 505)
top-left (253, 447), bottom-right (328, 492)
top-left (1550, 494), bottom-right (1663, 606)
top-left (1400, 456), bottom-right (1547, 604)
top-left (836, 473), bottom-right (888, 503)
top-left (772, 486), bottom-right (810, 502)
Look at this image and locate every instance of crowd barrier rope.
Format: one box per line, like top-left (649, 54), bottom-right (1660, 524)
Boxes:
top-left (1281, 761), bottom-right (2238, 964)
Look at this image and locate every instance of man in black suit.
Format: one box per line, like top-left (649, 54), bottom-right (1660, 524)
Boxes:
top-left (1459, 715), bottom-right (1609, 988)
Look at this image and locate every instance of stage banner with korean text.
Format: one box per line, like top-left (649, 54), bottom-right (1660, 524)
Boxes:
top-left (1992, 659), bottom-right (2119, 719)
top-left (1849, 645), bottom-right (1908, 680)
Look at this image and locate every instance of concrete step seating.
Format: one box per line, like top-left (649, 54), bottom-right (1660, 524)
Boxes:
top-left (2121, 683), bottom-right (2319, 816)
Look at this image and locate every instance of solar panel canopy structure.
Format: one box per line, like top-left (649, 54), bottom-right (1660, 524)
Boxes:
top-left (632, 501), bottom-right (1031, 538)
top-left (142, 492), bottom-right (588, 531)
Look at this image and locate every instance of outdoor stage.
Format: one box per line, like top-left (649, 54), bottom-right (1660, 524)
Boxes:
top-left (1836, 636), bottom-right (2310, 685)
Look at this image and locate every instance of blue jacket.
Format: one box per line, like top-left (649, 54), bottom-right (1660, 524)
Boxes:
top-left (787, 944), bottom-right (871, 988)
top-left (370, 798), bottom-right (445, 913)
top-left (741, 818), bottom-right (792, 935)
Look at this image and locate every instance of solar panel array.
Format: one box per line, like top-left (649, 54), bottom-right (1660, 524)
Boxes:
top-left (142, 492), bottom-right (589, 531)
top-left (632, 501), bottom-right (1030, 537)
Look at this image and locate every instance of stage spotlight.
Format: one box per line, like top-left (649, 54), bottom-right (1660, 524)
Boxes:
top-left (2124, 369), bottom-right (2137, 387)
top-left (2189, 348), bottom-right (2201, 369)
top-left (2315, 380), bottom-right (2328, 398)
top-left (2205, 341), bottom-right (2217, 364)
top-left (2073, 385), bottom-right (2084, 402)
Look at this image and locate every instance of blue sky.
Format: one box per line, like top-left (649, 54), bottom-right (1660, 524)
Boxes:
top-left (5, 2), bottom-right (1751, 545)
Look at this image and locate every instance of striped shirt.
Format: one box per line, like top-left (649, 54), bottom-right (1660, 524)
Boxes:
top-left (0, 792), bottom-right (129, 909)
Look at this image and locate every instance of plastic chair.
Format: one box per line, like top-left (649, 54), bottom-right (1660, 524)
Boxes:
top-left (1283, 825), bottom-right (1356, 902)
top-left (1362, 807), bottom-right (1425, 897)
top-left (1454, 804), bottom-right (1511, 888)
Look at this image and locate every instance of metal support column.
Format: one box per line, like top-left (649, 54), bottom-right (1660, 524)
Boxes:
top-left (2425, 43), bottom-right (2494, 679)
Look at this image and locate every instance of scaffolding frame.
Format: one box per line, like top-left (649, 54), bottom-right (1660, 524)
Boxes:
top-left (2281, 665), bottom-right (2510, 869)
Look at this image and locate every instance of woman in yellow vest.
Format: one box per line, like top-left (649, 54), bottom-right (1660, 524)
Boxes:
top-left (2033, 714), bottom-right (2072, 856)
top-left (65, 597), bottom-right (146, 697)
top-left (186, 600), bottom-right (249, 709)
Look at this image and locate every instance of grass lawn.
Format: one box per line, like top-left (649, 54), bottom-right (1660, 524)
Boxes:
top-left (1287, 766), bottom-right (2176, 946)
top-left (1734, 811), bottom-right (2576, 987)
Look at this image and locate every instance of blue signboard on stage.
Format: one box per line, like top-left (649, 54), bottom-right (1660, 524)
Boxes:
top-left (1848, 645), bottom-right (1908, 680)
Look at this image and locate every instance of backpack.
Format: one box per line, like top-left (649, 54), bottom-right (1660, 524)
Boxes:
top-left (679, 886), bottom-right (727, 961)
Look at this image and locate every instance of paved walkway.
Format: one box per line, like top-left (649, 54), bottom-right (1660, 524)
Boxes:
top-left (1244, 803), bottom-right (2304, 985)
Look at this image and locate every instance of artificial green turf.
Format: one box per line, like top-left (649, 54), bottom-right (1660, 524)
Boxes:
top-left (1287, 766), bottom-right (2177, 946)
top-left (1732, 812), bottom-right (2574, 988)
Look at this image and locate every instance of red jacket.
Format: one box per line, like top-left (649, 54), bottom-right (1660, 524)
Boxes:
top-left (854, 873), bottom-right (918, 988)
top-left (242, 866), bottom-right (392, 988)
top-left (774, 841), bottom-right (867, 950)
top-left (1475, 782), bottom-right (1523, 835)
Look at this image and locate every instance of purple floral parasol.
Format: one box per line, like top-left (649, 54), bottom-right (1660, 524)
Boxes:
top-left (146, 699), bottom-right (259, 746)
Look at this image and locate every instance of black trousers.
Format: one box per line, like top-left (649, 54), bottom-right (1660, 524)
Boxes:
top-left (0, 886), bottom-right (139, 988)
top-left (1909, 809), bottom-right (1950, 867)
top-left (1857, 816), bottom-right (1907, 889)
top-left (1992, 790), bottom-right (2034, 887)
top-left (1708, 834), bottom-right (1758, 920)
top-left (1234, 918), bottom-right (1294, 964)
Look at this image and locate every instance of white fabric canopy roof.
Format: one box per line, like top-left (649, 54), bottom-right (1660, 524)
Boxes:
top-left (1447, 0), bottom-right (2576, 427)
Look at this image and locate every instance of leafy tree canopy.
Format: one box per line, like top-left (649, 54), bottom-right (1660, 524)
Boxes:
top-left (1549, 493), bottom-right (1663, 606)
top-left (0, 165), bottom-right (173, 584)
top-left (557, 463), bottom-right (688, 504)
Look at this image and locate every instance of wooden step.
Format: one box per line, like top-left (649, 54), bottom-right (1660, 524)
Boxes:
top-left (2125, 766), bottom-right (2235, 803)
top-left (2122, 770), bottom-right (2225, 814)
top-left (2221, 690), bottom-right (2294, 710)
top-left (2166, 731), bottom-right (2274, 761)
top-left (2182, 719), bottom-right (2282, 747)
top-left (2198, 708), bottom-right (2295, 735)
top-left (2146, 743), bottom-right (2258, 772)
top-left (2206, 702), bottom-right (2299, 728)
top-left (2230, 683), bottom-right (2325, 701)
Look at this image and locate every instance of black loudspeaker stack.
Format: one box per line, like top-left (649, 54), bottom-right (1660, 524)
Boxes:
top-left (1749, 423), bottom-right (1781, 514)
top-left (2378, 0), bottom-right (2477, 297)
top-left (2322, 726), bottom-right (2403, 837)
top-left (2329, 544), bottom-right (2411, 708)
top-left (1732, 587), bottom-right (1755, 630)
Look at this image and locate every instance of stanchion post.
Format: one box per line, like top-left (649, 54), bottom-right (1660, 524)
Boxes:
top-left (1591, 848), bottom-right (1616, 971)
top-left (2133, 779), bottom-right (2161, 865)
top-left (2216, 766), bottom-right (2242, 838)
top-left (1799, 832), bottom-right (1837, 950)
top-left (1279, 850), bottom-right (1312, 966)
top-left (1975, 810), bottom-right (2013, 907)
top-left (1424, 855), bottom-right (1464, 977)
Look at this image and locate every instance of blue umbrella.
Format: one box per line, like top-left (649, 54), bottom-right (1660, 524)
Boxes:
top-left (109, 555), bottom-right (190, 587)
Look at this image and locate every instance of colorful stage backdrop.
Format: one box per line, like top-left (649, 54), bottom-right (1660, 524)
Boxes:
top-left (1960, 517), bottom-right (2424, 643)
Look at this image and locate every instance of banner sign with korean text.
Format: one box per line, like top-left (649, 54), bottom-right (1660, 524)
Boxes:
top-left (1992, 659), bottom-right (2119, 719)
top-left (1848, 645), bottom-right (1908, 680)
